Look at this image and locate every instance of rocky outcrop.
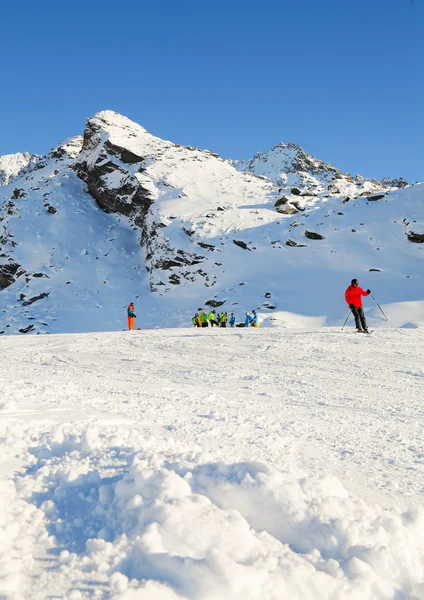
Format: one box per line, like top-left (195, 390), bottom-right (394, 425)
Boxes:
top-left (205, 298), bottom-right (226, 307)
top-left (286, 239), bottom-right (307, 247)
top-left (71, 113), bottom-right (211, 293)
top-left (0, 262), bottom-right (22, 289)
top-left (73, 118), bottom-right (153, 218)
top-left (305, 231), bottom-right (325, 240)
top-left (233, 240), bottom-right (250, 250)
top-left (19, 324), bottom-right (35, 334)
top-left (381, 177), bottom-right (408, 189)
top-left (277, 205), bottom-right (299, 215)
top-left (22, 292), bottom-right (50, 306)
top-left (407, 232), bottom-right (424, 243)
top-left (274, 196), bottom-right (290, 208)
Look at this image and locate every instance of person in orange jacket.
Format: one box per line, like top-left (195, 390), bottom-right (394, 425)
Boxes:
top-left (345, 279), bottom-right (370, 333)
top-left (127, 302), bottom-right (136, 330)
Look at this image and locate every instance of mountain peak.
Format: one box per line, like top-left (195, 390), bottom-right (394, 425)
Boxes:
top-left (232, 141), bottom-right (343, 189)
top-left (0, 152), bottom-right (32, 186)
top-left (88, 110), bottom-right (148, 135)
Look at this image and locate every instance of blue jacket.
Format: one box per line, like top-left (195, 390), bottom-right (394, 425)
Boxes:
top-left (245, 314), bottom-right (252, 326)
top-left (251, 312), bottom-right (258, 324)
top-left (229, 316), bottom-right (236, 326)
top-left (127, 306), bottom-right (136, 317)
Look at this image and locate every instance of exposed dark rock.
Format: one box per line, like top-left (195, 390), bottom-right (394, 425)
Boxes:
top-left (120, 148), bottom-right (144, 164)
top-left (0, 263), bottom-right (21, 289)
top-left (286, 239), bottom-right (307, 247)
top-left (205, 299), bottom-right (226, 307)
top-left (47, 205), bottom-right (57, 214)
top-left (233, 240), bottom-right (250, 250)
top-left (274, 196), bottom-right (289, 208)
top-left (291, 201), bottom-right (305, 212)
top-left (381, 177), bottom-right (408, 189)
top-left (276, 205), bottom-right (298, 215)
top-left (337, 212), bottom-right (344, 216)
top-left (305, 231), bottom-right (325, 240)
top-left (74, 119), bottom-right (153, 219)
top-left (32, 272), bottom-right (49, 278)
top-left (291, 187), bottom-right (301, 195)
top-left (407, 232), bottom-right (424, 243)
top-left (342, 197), bottom-right (350, 204)
top-left (23, 292), bottom-right (50, 306)
top-left (217, 206), bottom-right (226, 211)
top-left (19, 325), bottom-right (35, 334)
top-left (182, 227), bottom-right (194, 237)
top-left (265, 292), bottom-right (271, 298)
top-left (6, 201), bottom-right (16, 215)
top-left (154, 250), bottom-right (204, 271)
top-left (263, 303), bottom-right (276, 309)
top-left (198, 242), bottom-right (215, 250)
top-left (367, 194), bottom-right (385, 202)
top-left (369, 268), bottom-right (381, 272)
top-left (168, 274), bottom-right (181, 285)
top-left (12, 188), bottom-right (25, 199)
top-left (49, 147), bottom-right (66, 159)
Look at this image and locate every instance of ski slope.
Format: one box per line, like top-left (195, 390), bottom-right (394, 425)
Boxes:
top-left (1, 328), bottom-right (423, 599)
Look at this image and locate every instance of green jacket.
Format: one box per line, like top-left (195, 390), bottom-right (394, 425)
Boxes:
top-left (200, 312), bottom-right (207, 322)
top-left (208, 311), bottom-right (215, 320)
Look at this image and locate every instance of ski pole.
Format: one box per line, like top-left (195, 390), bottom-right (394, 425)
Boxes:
top-left (341, 310), bottom-right (351, 330)
top-left (371, 294), bottom-right (388, 321)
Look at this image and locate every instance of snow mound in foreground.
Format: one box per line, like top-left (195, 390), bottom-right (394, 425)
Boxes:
top-left (5, 424), bottom-right (424, 599)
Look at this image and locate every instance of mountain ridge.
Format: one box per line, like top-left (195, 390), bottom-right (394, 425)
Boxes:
top-left (0, 110), bottom-right (423, 334)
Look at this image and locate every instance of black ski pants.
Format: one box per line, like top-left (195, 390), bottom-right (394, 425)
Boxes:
top-left (351, 306), bottom-right (367, 330)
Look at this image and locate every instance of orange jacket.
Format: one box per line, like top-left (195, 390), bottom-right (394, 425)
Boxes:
top-left (345, 285), bottom-right (369, 308)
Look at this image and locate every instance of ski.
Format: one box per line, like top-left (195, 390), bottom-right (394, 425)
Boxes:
top-left (350, 329), bottom-right (373, 334)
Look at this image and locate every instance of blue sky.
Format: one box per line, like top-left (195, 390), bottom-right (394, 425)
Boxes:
top-left (1, 0), bottom-right (422, 181)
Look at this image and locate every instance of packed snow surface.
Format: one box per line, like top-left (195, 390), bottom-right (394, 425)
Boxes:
top-left (1, 327), bottom-right (424, 599)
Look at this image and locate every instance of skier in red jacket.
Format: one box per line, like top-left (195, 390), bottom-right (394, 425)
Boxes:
top-left (345, 279), bottom-right (371, 333)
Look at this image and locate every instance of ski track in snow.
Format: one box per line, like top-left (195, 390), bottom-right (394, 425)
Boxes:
top-left (1, 328), bottom-right (424, 599)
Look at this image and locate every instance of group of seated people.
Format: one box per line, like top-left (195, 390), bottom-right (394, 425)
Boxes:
top-left (192, 309), bottom-right (259, 328)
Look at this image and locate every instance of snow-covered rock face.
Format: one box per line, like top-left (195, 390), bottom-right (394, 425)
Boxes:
top-left (233, 142), bottom-right (340, 190)
top-left (0, 152), bottom-right (32, 186)
top-left (0, 110), bottom-right (423, 335)
top-left (232, 142), bottom-right (400, 196)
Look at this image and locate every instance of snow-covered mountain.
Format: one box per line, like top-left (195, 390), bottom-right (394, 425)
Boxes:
top-left (0, 110), bottom-right (423, 335)
top-left (232, 141), bottom-right (407, 193)
top-left (0, 151), bottom-right (33, 186)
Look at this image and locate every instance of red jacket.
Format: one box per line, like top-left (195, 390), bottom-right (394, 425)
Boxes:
top-left (345, 285), bottom-right (369, 308)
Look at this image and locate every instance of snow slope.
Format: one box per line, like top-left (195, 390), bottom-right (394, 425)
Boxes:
top-left (1, 328), bottom-right (423, 599)
top-left (0, 111), bottom-right (423, 335)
